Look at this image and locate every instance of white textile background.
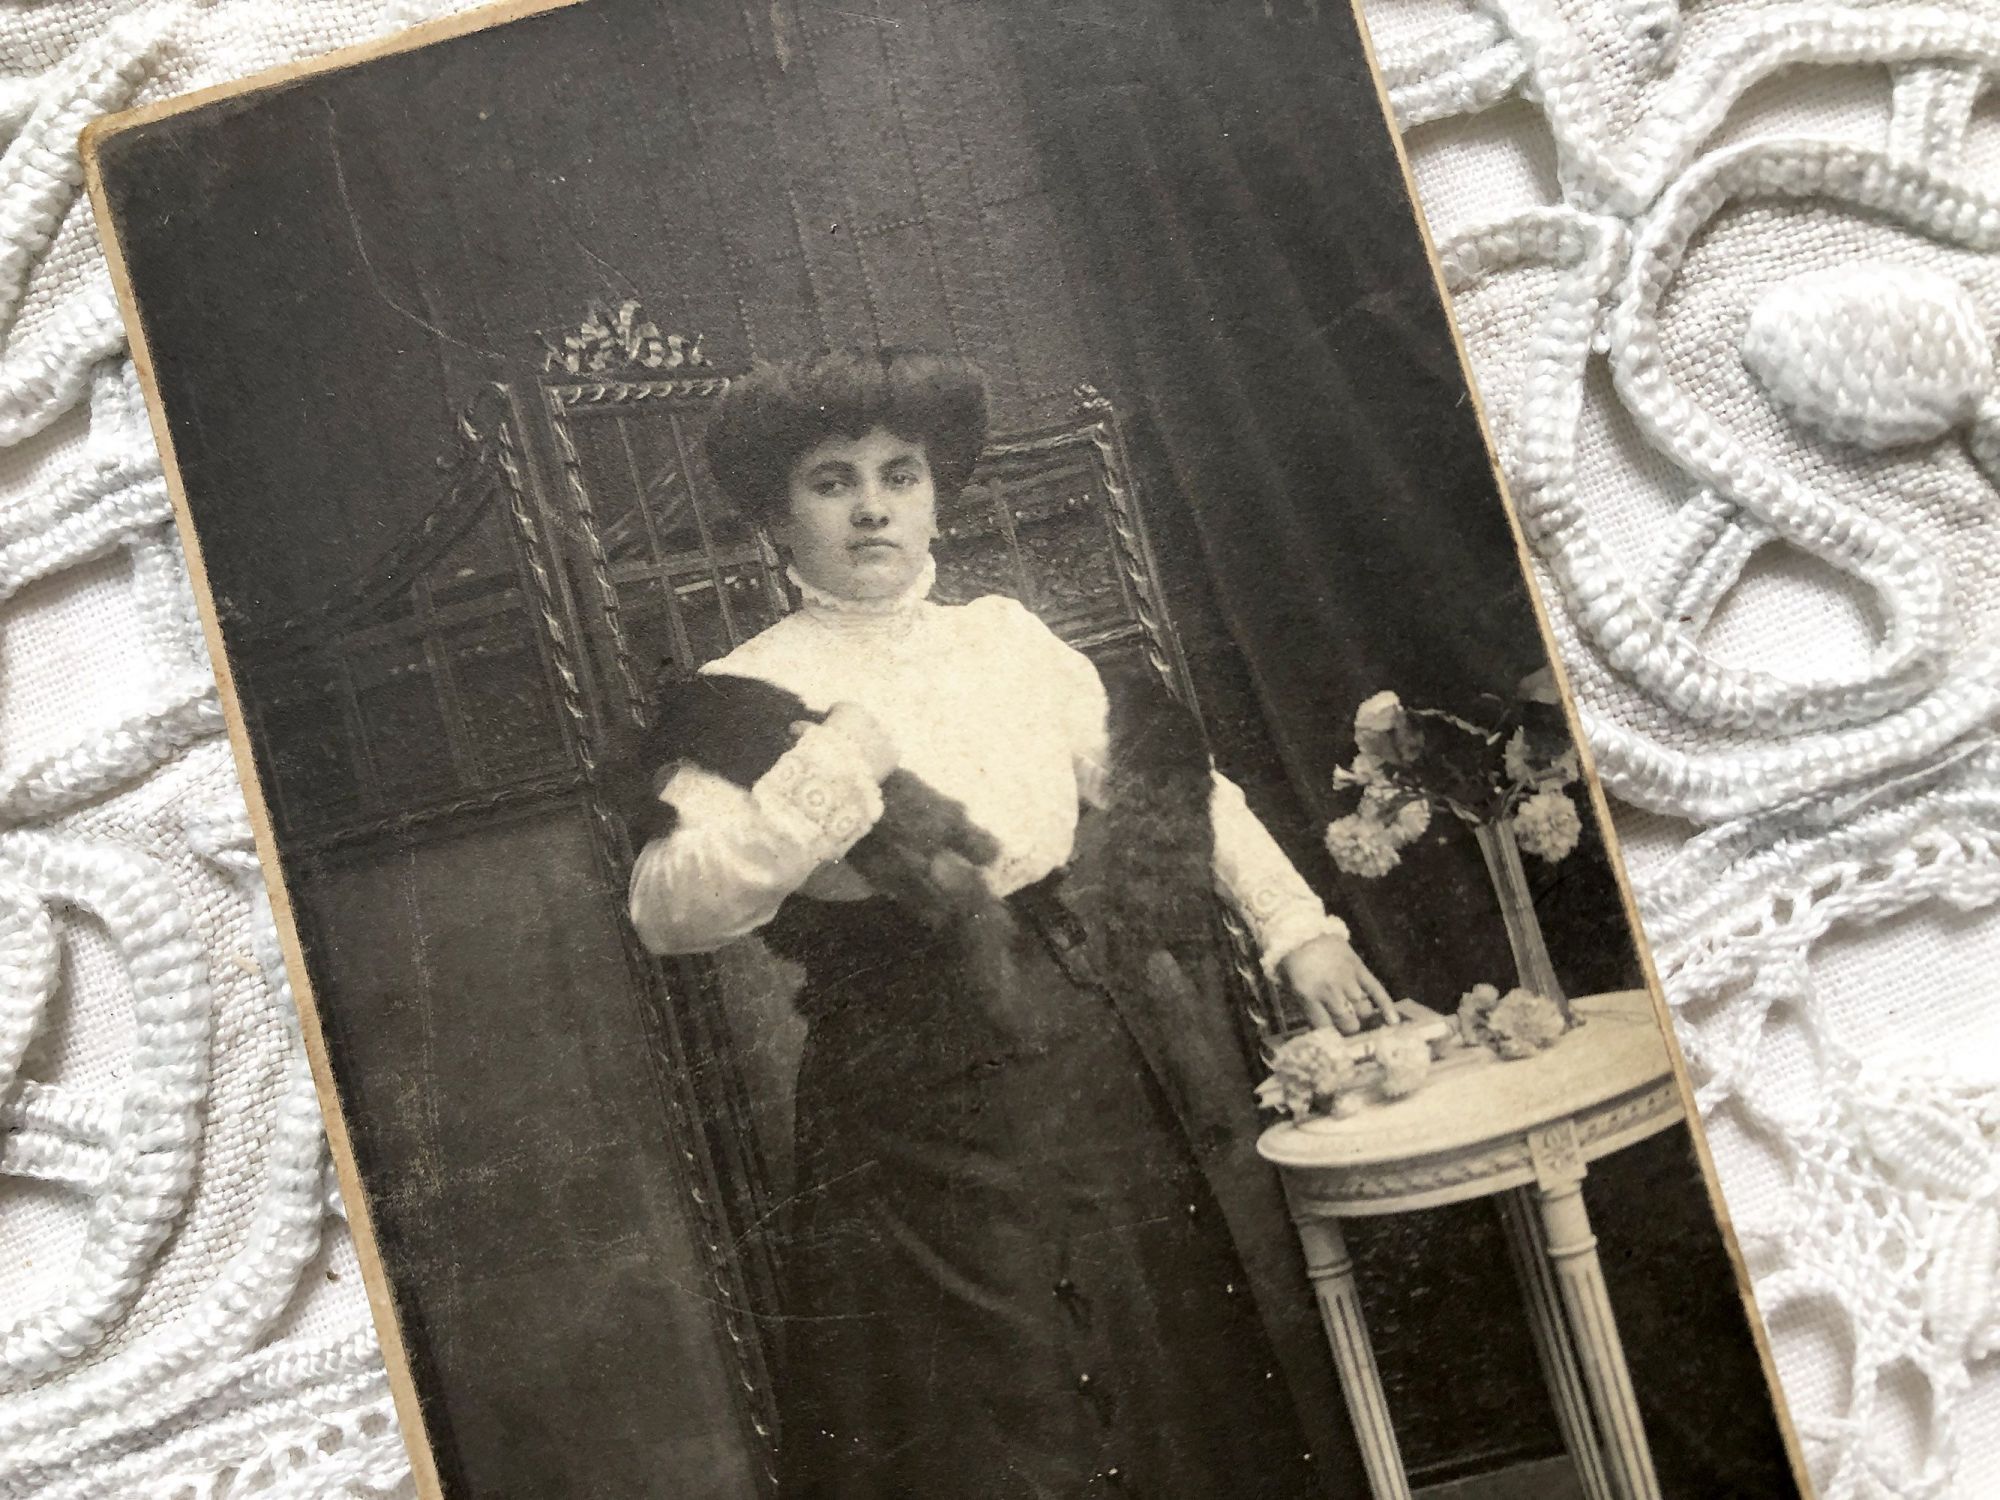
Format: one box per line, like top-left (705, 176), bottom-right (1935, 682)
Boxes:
top-left (2, 0), bottom-right (1998, 1496)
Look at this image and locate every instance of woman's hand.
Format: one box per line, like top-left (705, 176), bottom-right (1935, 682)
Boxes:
top-left (797, 701), bottom-right (899, 782)
top-left (1278, 935), bottom-right (1397, 1035)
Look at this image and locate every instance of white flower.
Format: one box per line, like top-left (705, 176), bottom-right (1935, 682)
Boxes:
top-left (1375, 1028), bottom-right (1433, 1098)
top-left (1331, 750), bottom-right (1389, 791)
top-left (1354, 691), bottom-right (1403, 734)
top-left (1517, 666), bottom-right (1561, 705)
top-left (1394, 800), bottom-right (1432, 842)
top-left (1360, 786), bottom-right (1432, 847)
top-left (1262, 1029), bottom-right (1360, 1120)
top-left (1353, 691), bottom-right (1421, 765)
top-left (1505, 728), bottom-right (1579, 792)
top-left (1513, 789), bottom-right (1581, 862)
top-left (1325, 813), bottom-right (1403, 878)
top-left (1456, 982), bottom-right (1501, 1045)
top-left (1486, 988), bottom-right (1566, 1059)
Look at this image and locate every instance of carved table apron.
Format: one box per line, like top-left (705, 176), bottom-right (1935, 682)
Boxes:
top-left (1257, 991), bottom-right (1685, 1500)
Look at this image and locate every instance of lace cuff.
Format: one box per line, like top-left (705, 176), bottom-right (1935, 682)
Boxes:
top-left (1248, 898), bottom-right (1351, 979)
top-left (749, 722), bottom-right (884, 863)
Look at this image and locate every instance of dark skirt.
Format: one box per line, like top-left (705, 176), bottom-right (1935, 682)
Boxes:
top-left (767, 886), bottom-right (1316, 1499)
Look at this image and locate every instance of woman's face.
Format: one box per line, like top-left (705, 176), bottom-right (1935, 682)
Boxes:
top-left (776, 425), bottom-right (938, 602)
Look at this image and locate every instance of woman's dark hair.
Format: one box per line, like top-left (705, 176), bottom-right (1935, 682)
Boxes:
top-left (702, 348), bottom-right (990, 526)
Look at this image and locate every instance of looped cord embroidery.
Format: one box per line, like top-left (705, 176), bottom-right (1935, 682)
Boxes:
top-left (3, 1), bottom-right (1998, 1497)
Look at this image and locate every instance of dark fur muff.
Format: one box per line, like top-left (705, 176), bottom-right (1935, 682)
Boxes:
top-left (614, 671), bottom-right (1001, 925)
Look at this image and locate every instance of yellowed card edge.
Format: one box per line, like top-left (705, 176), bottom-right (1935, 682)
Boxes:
top-left (82, 107), bottom-right (455, 1500)
top-left (80, 1), bottom-right (1820, 1492)
top-left (1337, 3), bottom-right (1816, 1493)
top-left (81, 0), bottom-right (591, 152)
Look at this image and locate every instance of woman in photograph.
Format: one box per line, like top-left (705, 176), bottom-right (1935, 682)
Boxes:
top-left (627, 348), bottom-right (1388, 1498)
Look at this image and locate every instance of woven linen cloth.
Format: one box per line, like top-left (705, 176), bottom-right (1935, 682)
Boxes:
top-left (3, 1), bottom-right (1998, 1496)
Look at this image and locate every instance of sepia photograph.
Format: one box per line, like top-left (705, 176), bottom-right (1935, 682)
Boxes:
top-left (86, 0), bottom-right (1807, 1496)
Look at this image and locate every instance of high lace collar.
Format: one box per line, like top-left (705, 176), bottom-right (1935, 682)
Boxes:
top-left (788, 553), bottom-right (938, 633)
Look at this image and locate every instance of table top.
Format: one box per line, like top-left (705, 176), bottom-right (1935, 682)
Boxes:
top-left (1257, 991), bottom-right (1680, 1173)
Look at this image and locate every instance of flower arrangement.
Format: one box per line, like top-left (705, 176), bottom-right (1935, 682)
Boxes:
top-left (1254, 671), bottom-right (1593, 1124)
top-left (1255, 983), bottom-right (1575, 1124)
top-left (1321, 670), bottom-right (1582, 879)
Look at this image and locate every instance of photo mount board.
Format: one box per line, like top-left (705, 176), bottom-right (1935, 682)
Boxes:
top-left (80, 0), bottom-right (1813, 1494)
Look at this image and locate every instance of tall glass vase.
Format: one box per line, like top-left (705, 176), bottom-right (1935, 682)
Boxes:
top-left (1472, 819), bottom-right (1568, 1019)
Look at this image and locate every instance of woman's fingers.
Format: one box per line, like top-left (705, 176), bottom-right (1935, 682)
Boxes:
top-left (1304, 984), bottom-right (1360, 1035)
top-left (1359, 967), bottom-right (1399, 1024)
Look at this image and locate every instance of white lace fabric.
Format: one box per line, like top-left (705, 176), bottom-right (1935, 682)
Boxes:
top-left (1, 1), bottom-right (1995, 1496)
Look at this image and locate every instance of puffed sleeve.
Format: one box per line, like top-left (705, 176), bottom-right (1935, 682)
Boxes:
top-left (627, 721), bottom-right (885, 955)
top-left (1000, 596), bottom-right (1347, 975)
top-left (1046, 625), bottom-right (1116, 810)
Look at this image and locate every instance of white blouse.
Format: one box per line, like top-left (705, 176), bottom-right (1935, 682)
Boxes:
top-left (627, 558), bottom-right (1346, 974)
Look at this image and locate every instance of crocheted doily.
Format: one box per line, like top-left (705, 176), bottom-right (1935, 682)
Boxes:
top-left (4, 2), bottom-right (1996, 1496)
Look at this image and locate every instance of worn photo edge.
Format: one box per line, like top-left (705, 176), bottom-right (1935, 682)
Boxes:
top-left (80, 0), bottom-right (1819, 1492)
top-left (81, 120), bottom-right (451, 1500)
top-left (1334, 3), bottom-right (1815, 1491)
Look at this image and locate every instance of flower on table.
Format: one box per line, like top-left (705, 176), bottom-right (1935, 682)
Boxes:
top-left (1512, 787), bottom-right (1582, 862)
top-left (1374, 1027), bottom-right (1434, 1099)
top-left (1455, 982), bottom-right (1502, 1046)
top-left (1459, 984), bottom-right (1569, 1059)
top-left (1257, 1029), bottom-right (1361, 1121)
top-left (1485, 988), bottom-right (1567, 1060)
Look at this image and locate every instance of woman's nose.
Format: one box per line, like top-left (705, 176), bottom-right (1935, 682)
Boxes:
top-left (851, 488), bottom-right (890, 526)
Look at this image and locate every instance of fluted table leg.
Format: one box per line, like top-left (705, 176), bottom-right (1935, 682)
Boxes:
top-left (1528, 1123), bottom-right (1662, 1500)
top-left (1293, 1212), bottom-right (1411, 1500)
top-left (1498, 1187), bottom-right (1614, 1500)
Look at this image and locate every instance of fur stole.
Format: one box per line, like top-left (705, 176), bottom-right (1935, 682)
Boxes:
top-left (611, 658), bottom-right (1215, 951)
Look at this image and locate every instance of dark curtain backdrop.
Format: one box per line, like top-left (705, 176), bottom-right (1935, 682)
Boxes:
top-left (993, 10), bottom-right (1794, 1495)
top-left (998, 0), bottom-right (1637, 1004)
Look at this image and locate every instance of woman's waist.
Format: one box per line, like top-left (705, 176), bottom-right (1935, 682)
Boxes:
top-left (797, 835), bottom-right (1072, 905)
top-left (791, 939), bottom-right (1149, 1130)
top-left (774, 874), bottom-right (1100, 1032)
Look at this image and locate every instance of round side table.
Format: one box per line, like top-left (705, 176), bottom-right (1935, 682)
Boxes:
top-left (1257, 991), bottom-right (1686, 1500)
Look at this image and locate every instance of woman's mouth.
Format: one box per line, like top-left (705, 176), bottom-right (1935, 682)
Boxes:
top-left (849, 538), bottom-right (899, 553)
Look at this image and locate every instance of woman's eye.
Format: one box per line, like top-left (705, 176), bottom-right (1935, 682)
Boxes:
top-left (888, 470), bottom-right (919, 488)
top-left (813, 480), bottom-right (846, 497)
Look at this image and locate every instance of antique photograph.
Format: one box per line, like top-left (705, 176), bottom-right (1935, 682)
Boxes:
top-left (87, 0), bottom-right (1806, 1496)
